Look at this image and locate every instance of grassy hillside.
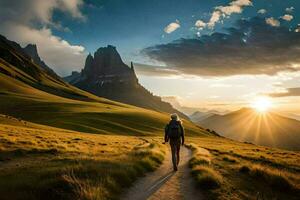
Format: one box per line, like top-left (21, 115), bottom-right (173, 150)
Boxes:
top-left (0, 34), bottom-right (208, 136)
top-left (0, 116), bottom-right (168, 200)
top-left (186, 137), bottom-right (300, 200)
top-left (0, 72), bottom-right (207, 136)
top-left (197, 108), bottom-right (300, 150)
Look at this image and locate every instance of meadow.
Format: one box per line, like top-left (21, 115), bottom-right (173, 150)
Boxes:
top-left (0, 115), bottom-right (169, 200)
top-left (186, 137), bottom-right (300, 200)
top-left (1, 114), bottom-right (300, 200)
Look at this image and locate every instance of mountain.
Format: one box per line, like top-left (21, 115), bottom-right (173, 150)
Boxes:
top-left (280, 112), bottom-right (300, 121)
top-left (64, 71), bottom-right (81, 84)
top-left (189, 111), bottom-right (217, 122)
top-left (0, 35), bottom-right (205, 135)
top-left (0, 34), bottom-right (101, 101)
top-left (161, 96), bottom-right (230, 117)
top-left (197, 107), bottom-right (300, 150)
top-left (23, 44), bottom-right (61, 79)
top-left (64, 45), bottom-right (188, 119)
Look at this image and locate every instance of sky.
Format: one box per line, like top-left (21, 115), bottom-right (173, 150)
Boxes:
top-left (0, 0), bottom-right (300, 115)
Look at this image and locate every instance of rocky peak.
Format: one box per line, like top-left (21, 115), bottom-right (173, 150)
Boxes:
top-left (72, 71), bottom-right (80, 76)
top-left (130, 62), bottom-right (135, 71)
top-left (81, 45), bottom-right (137, 83)
top-left (23, 43), bottom-right (60, 79)
top-left (93, 45), bottom-right (125, 72)
top-left (23, 44), bottom-right (38, 60)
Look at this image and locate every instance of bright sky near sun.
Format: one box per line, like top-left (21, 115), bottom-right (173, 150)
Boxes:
top-left (251, 97), bottom-right (273, 113)
top-left (0, 0), bottom-right (300, 115)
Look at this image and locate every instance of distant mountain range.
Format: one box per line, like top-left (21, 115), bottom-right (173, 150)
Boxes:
top-left (189, 111), bottom-right (219, 122)
top-left (64, 45), bottom-right (187, 119)
top-left (196, 108), bottom-right (300, 150)
top-left (161, 96), bottom-right (231, 117)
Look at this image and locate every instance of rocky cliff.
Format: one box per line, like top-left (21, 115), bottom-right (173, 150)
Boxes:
top-left (65, 45), bottom-right (188, 119)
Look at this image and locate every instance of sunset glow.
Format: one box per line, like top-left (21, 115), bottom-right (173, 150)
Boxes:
top-left (251, 97), bottom-right (273, 113)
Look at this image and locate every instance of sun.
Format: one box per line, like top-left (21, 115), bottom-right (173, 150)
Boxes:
top-left (251, 97), bottom-right (273, 113)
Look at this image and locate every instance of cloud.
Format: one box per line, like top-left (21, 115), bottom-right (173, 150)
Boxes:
top-left (134, 63), bottom-right (181, 77)
top-left (207, 11), bottom-right (222, 28)
top-left (210, 84), bottom-right (232, 88)
top-left (286, 7), bottom-right (294, 13)
top-left (164, 20), bottom-right (180, 34)
top-left (257, 9), bottom-right (267, 14)
top-left (195, 20), bottom-right (206, 30)
top-left (265, 17), bottom-right (280, 27)
top-left (0, 0), bottom-right (85, 25)
top-left (142, 17), bottom-right (300, 77)
top-left (207, 0), bottom-right (252, 28)
top-left (0, 0), bottom-right (86, 76)
top-left (280, 14), bottom-right (294, 21)
top-left (268, 88), bottom-right (300, 97)
top-left (295, 24), bottom-right (300, 33)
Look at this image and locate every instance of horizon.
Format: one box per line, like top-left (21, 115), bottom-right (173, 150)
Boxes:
top-left (1, 0), bottom-right (300, 115)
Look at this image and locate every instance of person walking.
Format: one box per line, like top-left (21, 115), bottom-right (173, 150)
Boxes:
top-left (164, 113), bottom-right (185, 171)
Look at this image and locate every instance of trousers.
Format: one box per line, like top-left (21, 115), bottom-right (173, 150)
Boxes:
top-left (170, 139), bottom-right (181, 169)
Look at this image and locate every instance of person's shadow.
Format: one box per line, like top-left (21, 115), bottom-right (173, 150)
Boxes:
top-left (135, 170), bottom-right (175, 199)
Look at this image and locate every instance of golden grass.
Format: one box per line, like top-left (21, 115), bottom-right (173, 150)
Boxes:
top-left (0, 121), bottom-right (166, 200)
top-left (191, 166), bottom-right (223, 189)
top-left (240, 164), bottom-right (298, 192)
top-left (186, 137), bottom-right (300, 200)
top-left (186, 143), bottom-right (222, 190)
top-left (187, 143), bottom-right (211, 167)
top-left (222, 155), bottom-right (238, 163)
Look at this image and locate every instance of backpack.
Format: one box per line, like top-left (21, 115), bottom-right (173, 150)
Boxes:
top-left (168, 121), bottom-right (181, 139)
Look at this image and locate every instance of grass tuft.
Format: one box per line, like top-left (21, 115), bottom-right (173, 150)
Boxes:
top-left (222, 156), bottom-right (238, 163)
top-left (239, 164), bottom-right (298, 192)
top-left (249, 165), bottom-right (295, 192)
top-left (192, 166), bottom-right (223, 189)
top-left (186, 143), bottom-right (223, 190)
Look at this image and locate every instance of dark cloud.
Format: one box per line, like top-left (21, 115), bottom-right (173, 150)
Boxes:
top-left (142, 17), bottom-right (300, 76)
top-left (268, 88), bottom-right (300, 97)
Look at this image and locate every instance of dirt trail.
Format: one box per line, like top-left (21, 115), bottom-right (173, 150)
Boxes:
top-left (121, 146), bottom-right (203, 200)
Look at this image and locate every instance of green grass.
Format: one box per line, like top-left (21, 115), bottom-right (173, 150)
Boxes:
top-left (0, 73), bottom-right (209, 137)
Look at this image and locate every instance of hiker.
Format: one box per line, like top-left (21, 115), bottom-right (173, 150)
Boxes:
top-left (164, 113), bottom-right (185, 171)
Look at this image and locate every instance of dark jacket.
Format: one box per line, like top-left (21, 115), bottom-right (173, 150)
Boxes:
top-left (164, 120), bottom-right (185, 144)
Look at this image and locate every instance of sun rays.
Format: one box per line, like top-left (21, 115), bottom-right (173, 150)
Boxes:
top-left (251, 97), bottom-right (273, 113)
